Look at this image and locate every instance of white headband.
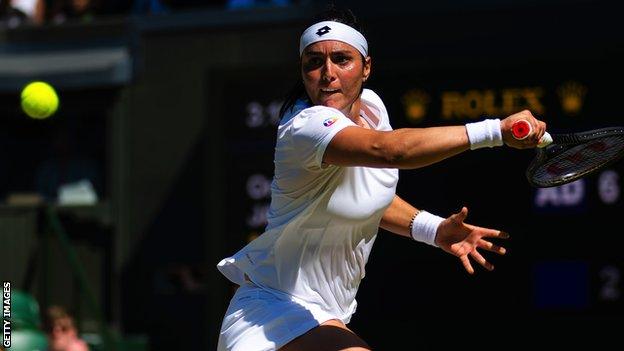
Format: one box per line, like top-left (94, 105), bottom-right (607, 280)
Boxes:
top-left (299, 21), bottom-right (368, 57)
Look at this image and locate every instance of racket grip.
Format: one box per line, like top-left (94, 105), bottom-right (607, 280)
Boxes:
top-left (511, 120), bottom-right (552, 148)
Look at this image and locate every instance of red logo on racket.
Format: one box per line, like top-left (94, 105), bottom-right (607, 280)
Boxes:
top-left (546, 140), bottom-right (609, 175)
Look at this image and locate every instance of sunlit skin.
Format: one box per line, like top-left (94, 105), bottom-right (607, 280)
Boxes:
top-left (300, 39), bottom-right (524, 278)
top-left (301, 41), bottom-right (371, 123)
top-left (283, 36), bottom-right (545, 351)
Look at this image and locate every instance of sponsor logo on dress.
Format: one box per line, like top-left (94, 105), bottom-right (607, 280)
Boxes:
top-left (323, 117), bottom-right (338, 127)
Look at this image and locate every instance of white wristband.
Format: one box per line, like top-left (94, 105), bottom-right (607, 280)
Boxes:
top-left (465, 119), bottom-right (503, 150)
top-left (410, 211), bottom-right (445, 247)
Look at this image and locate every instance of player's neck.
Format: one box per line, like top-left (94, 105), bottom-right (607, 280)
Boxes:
top-left (343, 98), bottom-right (362, 123)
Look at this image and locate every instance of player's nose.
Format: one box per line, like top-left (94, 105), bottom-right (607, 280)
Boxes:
top-left (321, 59), bottom-right (336, 82)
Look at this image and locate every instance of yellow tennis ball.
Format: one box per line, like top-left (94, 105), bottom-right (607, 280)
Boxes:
top-left (20, 81), bottom-right (59, 119)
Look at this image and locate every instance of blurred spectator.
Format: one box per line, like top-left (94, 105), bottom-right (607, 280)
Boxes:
top-left (44, 305), bottom-right (90, 351)
top-left (133, 0), bottom-right (228, 15)
top-left (34, 125), bottom-right (102, 203)
top-left (12, 0), bottom-right (44, 22)
top-left (48, 0), bottom-right (100, 24)
top-left (132, 0), bottom-right (170, 15)
top-left (0, 0), bottom-right (45, 28)
top-left (227, 0), bottom-right (289, 10)
top-left (9, 290), bottom-right (49, 351)
top-left (176, 0), bottom-right (227, 11)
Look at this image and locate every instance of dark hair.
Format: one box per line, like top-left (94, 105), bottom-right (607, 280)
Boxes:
top-left (278, 6), bottom-right (366, 118)
top-left (43, 305), bottom-right (76, 334)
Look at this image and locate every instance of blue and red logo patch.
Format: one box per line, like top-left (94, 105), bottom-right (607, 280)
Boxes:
top-left (323, 117), bottom-right (338, 127)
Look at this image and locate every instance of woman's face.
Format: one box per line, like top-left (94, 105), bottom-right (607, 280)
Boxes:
top-left (72, 0), bottom-right (91, 12)
top-left (51, 317), bottom-right (77, 339)
top-left (301, 40), bottom-right (371, 115)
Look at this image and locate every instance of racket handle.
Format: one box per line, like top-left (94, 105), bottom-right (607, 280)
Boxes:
top-left (511, 120), bottom-right (552, 148)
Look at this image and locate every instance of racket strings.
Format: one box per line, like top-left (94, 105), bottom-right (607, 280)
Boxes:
top-left (553, 128), bottom-right (624, 145)
top-left (530, 134), bottom-right (624, 187)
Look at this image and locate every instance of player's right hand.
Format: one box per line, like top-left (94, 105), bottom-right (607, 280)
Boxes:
top-left (500, 110), bottom-right (547, 149)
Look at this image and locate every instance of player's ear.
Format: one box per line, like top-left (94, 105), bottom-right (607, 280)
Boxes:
top-left (362, 56), bottom-right (371, 82)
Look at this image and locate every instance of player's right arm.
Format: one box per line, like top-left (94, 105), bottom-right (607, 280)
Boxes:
top-left (323, 110), bottom-right (546, 169)
top-left (324, 125), bottom-right (469, 169)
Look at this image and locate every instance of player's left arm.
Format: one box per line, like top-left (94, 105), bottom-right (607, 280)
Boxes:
top-left (380, 195), bottom-right (509, 274)
top-left (379, 195), bottom-right (417, 239)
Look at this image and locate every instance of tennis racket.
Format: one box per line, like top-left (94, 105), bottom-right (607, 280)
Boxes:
top-left (511, 120), bottom-right (624, 188)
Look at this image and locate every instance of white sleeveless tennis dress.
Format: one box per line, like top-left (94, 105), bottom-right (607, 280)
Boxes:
top-left (217, 89), bottom-right (399, 350)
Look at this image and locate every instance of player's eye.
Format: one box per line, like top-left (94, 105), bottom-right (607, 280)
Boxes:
top-left (303, 56), bottom-right (323, 70)
top-left (333, 54), bottom-right (351, 64)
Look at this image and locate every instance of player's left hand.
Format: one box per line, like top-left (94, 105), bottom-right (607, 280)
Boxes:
top-left (434, 207), bottom-right (509, 274)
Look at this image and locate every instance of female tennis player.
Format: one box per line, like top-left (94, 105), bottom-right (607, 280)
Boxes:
top-left (217, 7), bottom-right (546, 351)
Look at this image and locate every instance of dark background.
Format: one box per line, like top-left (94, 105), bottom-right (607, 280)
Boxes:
top-left (1, 0), bottom-right (622, 350)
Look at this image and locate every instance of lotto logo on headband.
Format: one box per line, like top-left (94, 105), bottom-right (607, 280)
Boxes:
top-left (300, 21), bottom-right (368, 57)
top-left (323, 117), bottom-right (338, 127)
top-left (316, 26), bottom-right (331, 36)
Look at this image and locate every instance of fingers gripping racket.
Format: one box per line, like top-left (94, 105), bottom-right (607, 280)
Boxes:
top-left (512, 120), bottom-right (624, 187)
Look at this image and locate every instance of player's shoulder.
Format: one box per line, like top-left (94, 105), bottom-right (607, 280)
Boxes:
top-left (281, 100), bottom-right (342, 124)
top-left (361, 88), bottom-right (391, 128)
top-left (361, 88), bottom-right (386, 109)
top-left (298, 105), bottom-right (343, 119)
top-left (291, 105), bottom-right (346, 128)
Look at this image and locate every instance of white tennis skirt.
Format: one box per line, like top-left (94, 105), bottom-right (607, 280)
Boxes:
top-left (217, 281), bottom-right (323, 351)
